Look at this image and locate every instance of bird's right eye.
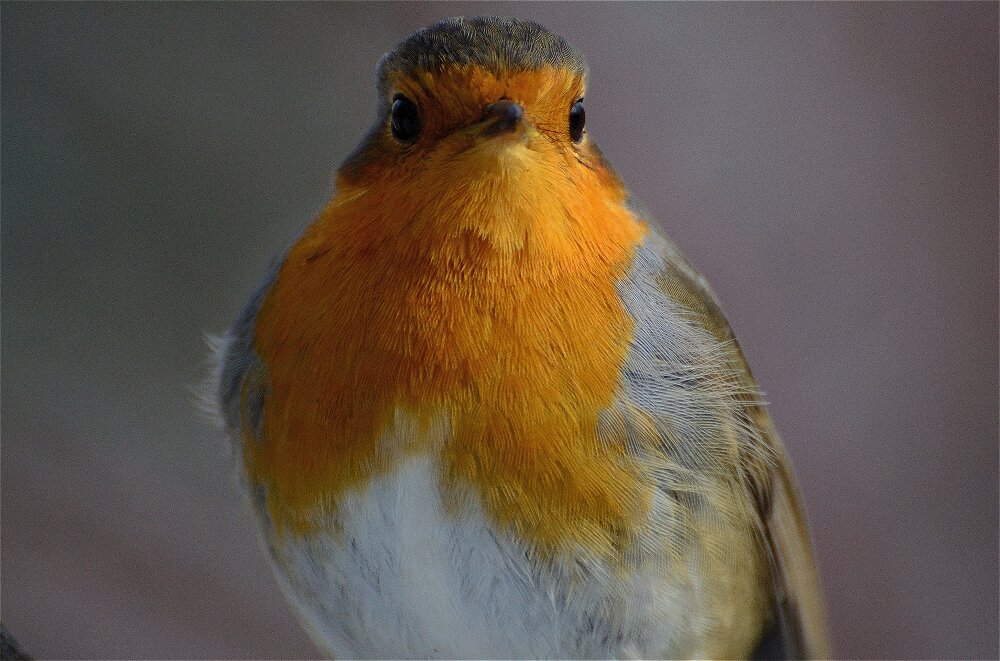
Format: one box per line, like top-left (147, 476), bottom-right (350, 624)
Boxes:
top-left (569, 99), bottom-right (585, 142)
top-left (391, 95), bottom-right (421, 142)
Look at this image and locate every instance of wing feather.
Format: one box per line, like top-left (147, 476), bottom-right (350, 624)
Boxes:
top-left (633, 211), bottom-right (831, 659)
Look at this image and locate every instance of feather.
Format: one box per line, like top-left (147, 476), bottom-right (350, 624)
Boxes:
top-left (633, 209), bottom-right (831, 659)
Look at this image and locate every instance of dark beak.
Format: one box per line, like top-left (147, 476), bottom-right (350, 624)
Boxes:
top-left (481, 99), bottom-right (525, 137)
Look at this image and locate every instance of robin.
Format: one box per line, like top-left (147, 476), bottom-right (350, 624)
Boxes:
top-left (215, 16), bottom-right (829, 659)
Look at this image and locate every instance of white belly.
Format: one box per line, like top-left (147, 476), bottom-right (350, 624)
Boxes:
top-left (261, 454), bottom-right (690, 659)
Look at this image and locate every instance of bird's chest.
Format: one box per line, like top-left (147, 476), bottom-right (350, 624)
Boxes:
top-left (260, 451), bottom-right (690, 659)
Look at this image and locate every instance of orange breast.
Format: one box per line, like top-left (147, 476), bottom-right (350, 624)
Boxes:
top-left (248, 74), bottom-right (649, 560)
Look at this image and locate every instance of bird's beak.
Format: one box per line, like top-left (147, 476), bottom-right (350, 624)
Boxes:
top-left (478, 99), bottom-right (526, 139)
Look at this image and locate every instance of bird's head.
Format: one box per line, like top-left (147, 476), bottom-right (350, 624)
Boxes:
top-left (335, 17), bottom-right (627, 252)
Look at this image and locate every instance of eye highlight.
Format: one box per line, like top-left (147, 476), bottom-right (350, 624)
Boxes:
top-left (391, 95), bottom-right (421, 142)
top-left (569, 99), bottom-right (585, 142)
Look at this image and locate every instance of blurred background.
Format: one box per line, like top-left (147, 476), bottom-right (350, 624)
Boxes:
top-left (2, 3), bottom-right (997, 659)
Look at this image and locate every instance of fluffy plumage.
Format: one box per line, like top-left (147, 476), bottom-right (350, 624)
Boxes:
top-left (215, 16), bottom-right (829, 659)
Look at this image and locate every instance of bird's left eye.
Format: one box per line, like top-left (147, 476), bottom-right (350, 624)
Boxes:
top-left (569, 99), bottom-right (585, 142)
top-left (391, 95), bottom-right (421, 142)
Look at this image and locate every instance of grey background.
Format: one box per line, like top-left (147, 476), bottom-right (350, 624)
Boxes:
top-left (2, 2), bottom-right (997, 659)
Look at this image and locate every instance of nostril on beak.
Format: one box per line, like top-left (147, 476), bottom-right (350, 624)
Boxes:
top-left (482, 99), bottom-right (525, 136)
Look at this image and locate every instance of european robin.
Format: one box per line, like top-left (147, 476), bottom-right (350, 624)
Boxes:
top-left (215, 16), bottom-right (829, 659)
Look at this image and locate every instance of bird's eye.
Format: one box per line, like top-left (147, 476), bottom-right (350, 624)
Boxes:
top-left (391, 95), bottom-right (421, 142)
top-left (569, 99), bottom-right (585, 142)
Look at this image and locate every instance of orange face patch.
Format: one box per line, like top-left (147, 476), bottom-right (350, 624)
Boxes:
top-left (248, 64), bottom-right (650, 561)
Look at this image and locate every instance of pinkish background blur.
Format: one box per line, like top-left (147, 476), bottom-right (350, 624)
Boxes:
top-left (2, 3), bottom-right (997, 659)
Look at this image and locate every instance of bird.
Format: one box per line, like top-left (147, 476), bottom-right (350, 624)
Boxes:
top-left (214, 16), bottom-right (830, 659)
